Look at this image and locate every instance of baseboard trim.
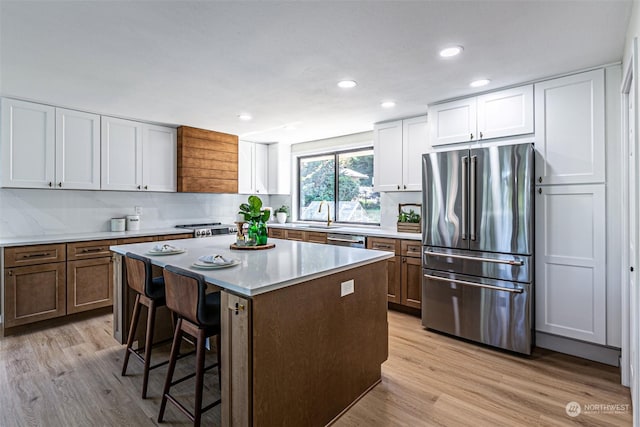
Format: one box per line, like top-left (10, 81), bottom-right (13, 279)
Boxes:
top-left (536, 332), bottom-right (621, 366)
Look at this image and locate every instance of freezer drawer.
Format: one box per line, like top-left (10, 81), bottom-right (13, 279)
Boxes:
top-left (422, 269), bottom-right (532, 355)
top-left (423, 247), bottom-right (531, 283)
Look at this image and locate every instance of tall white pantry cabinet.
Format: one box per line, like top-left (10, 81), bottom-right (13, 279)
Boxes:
top-left (534, 67), bottom-right (621, 350)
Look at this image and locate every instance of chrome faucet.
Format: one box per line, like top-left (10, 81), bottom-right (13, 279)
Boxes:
top-left (318, 201), bottom-right (332, 227)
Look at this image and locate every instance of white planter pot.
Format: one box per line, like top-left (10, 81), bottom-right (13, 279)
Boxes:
top-left (276, 212), bottom-right (287, 224)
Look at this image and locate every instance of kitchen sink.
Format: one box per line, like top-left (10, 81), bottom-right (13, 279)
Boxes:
top-left (288, 224), bottom-right (343, 230)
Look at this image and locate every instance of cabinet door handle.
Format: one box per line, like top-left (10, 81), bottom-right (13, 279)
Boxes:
top-left (538, 188), bottom-right (542, 194)
top-left (402, 257), bottom-right (407, 263)
top-left (137, 185), bottom-right (141, 190)
top-left (538, 177), bottom-right (542, 183)
top-left (58, 182), bottom-right (62, 187)
top-left (470, 133), bottom-right (474, 140)
top-left (144, 185), bottom-right (148, 190)
top-left (397, 185), bottom-right (400, 190)
top-left (479, 132), bottom-right (483, 139)
top-left (82, 247), bottom-right (104, 253)
top-left (48, 182), bottom-right (52, 187)
top-left (8, 270), bottom-right (12, 276)
top-left (403, 184), bottom-right (407, 189)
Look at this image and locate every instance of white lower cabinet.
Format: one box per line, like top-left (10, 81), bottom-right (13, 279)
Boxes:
top-left (535, 184), bottom-right (606, 344)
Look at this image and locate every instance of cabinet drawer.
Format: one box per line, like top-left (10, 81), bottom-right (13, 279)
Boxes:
top-left (269, 228), bottom-right (286, 239)
top-left (4, 263), bottom-right (66, 327)
top-left (285, 230), bottom-right (305, 241)
top-left (305, 232), bottom-right (327, 244)
top-left (401, 240), bottom-right (422, 258)
top-left (158, 233), bottom-right (193, 241)
top-left (367, 237), bottom-right (398, 254)
top-left (67, 258), bottom-right (113, 314)
top-left (4, 244), bottom-right (66, 267)
top-left (67, 240), bottom-right (117, 261)
top-left (116, 236), bottom-right (155, 245)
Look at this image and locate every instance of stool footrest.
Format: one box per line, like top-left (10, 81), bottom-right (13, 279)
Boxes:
top-left (169, 362), bottom-right (219, 388)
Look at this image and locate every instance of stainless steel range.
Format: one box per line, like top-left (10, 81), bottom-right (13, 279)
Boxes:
top-left (175, 222), bottom-right (237, 238)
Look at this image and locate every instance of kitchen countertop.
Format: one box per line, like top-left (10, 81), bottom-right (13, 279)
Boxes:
top-left (266, 222), bottom-right (422, 240)
top-left (0, 227), bottom-right (187, 247)
top-left (110, 234), bottom-right (394, 297)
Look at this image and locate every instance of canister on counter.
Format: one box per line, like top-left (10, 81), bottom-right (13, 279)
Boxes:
top-left (126, 215), bottom-right (140, 231)
top-left (110, 218), bottom-right (126, 232)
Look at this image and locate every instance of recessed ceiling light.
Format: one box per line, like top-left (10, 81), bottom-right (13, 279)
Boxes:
top-left (470, 79), bottom-right (491, 88)
top-left (238, 113), bottom-right (252, 121)
top-left (381, 101), bottom-right (396, 108)
top-left (439, 46), bottom-right (463, 58)
top-left (337, 80), bottom-right (357, 89)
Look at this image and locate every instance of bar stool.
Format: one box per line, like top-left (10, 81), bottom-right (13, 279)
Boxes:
top-left (121, 252), bottom-right (170, 399)
top-left (158, 265), bottom-right (222, 427)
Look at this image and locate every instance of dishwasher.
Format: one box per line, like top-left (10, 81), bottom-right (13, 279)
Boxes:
top-left (326, 233), bottom-right (366, 248)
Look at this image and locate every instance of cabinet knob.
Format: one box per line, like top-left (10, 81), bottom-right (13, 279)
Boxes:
top-left (397, 185), bottom-right (400, 190)
top-left (137, 185), bottom-right (141, 190)
top-left (58, 182), bottom-right (62, 187)
top-left (403, 184), bottom-right (407, 189)
top-left (631, 267), bottom-right (635, 272)
top-left (538, 177), bottom-right (542, 183)
top-left (479, 132), bottom-right (483, 139)
top-left (538, 188), bottom-right (542, 194)
top-left (470, 133), bottom-right (474, 140)
top-left (48, 182), bottom-right (52, 187)
top-left (402, 257), bottom-right (407, 263)
top-left (144, 185), bottom-right (148, 190)
top-left (7, 270), bottom-right (12, 276)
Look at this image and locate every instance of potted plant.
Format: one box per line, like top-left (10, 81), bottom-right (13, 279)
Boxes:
top-left (238, 195), bottom-right (271, 245)
top-left (275, 205), bottom-right (289, 224)
top-left (397, 204), bottom-right (421, 233)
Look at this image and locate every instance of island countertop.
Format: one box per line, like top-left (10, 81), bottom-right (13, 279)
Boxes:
top-left (110, 234), bottom-right (393, 297)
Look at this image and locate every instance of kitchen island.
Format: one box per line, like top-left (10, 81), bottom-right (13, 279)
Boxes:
top-left (110, 235), bottom-right (392, 426)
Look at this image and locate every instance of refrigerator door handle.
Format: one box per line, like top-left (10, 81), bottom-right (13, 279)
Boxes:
top-left (424, 274), bottom-right (524, 294)
top-left (461, 156), bottom-right (468, 240)
top-left (470, 155), bottom-right (477, 241)
top-left (424, 250), bottom-right (524, 266)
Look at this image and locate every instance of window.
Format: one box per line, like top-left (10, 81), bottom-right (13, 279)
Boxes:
top-left (298, 148), bottom-right (380, 224)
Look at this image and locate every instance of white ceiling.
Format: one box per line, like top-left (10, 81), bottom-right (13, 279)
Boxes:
top-left (0, 0), bottom-right (632, 144)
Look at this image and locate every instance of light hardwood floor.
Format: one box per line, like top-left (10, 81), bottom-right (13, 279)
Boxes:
top-left (0, 310), bottom-right (632, 426)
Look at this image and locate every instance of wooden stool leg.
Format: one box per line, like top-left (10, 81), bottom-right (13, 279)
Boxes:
top-left (121, 294), bottom-right (142, 376)
top-left (216, 334), bottom-right (221, 391)
top-left (141, 299), bottom-right (157, 399)
top-left (158, 318), bottom-right (183, 423)
top-left (194, 328), bottom-right (206, 427)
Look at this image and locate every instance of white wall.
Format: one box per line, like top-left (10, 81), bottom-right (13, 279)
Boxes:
top-left (0, 189), bottom-right (265, 238)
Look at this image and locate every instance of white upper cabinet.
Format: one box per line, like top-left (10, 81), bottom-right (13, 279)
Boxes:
top-left (402, 116), bottom-right (430, 191)
top-left (101, 117), bottom-right (143, 191)
top-left (429, 98), bottom-right (477, 146)
top-left (238, 141), bottom-right (268, 194)
top-left (374, 116), bottom-right (427, 192)
top-left (268, 143), bottom-right (291, 195)
top-left (534, 69), bottom-right (605, 185)
top-left (1, 98), bottom-right (55, 188)
top-left (476, 85), bottom-right (534, 140)
top-left (0, 99), bottom-right (100, 190)
top-left (429, 85), bottom-right (533, 146)
top-left (102, 117), bottom-right (176, 192)
top-left (55, 108), bottom-right (100, 190)
top-left (535, 184), bottom-right (606, 344)
top-left (143, 124), bottom-right (177, 192)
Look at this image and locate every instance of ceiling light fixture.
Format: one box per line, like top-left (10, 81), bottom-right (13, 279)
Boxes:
top-left (381, 101), bottom-right (396, 108)
top-left (238, 113), bottom-right (252, 121)
top-left (337, 80), bottom-right (357, 89)
top-left (470, 79), bottom-right (491, 88)
top-left (439, 46), bottom-right (463, 58)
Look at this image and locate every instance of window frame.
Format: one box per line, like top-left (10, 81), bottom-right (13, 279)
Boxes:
top-left (296, 147), bottom-right (379, 226)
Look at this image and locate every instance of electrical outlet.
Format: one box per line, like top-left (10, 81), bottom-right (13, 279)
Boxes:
top-left (341, 279), bottom-right (354, 297)
top-left (134, 206), bottom-right (142, 215)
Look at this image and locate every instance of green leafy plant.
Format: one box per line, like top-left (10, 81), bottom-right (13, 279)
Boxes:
top-left (239, 195), bottom-right (271, 223)
top-left (397, 209), bottom-right (421, 223)
top-left (275, 205), bottom-right (290, 214)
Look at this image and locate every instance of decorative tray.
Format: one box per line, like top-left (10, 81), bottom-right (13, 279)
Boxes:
top-left (230, 243), bottom-right (276, 250)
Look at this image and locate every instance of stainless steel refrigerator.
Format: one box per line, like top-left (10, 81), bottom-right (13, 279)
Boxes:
top-left (421, 142), bottom-right (534, 354)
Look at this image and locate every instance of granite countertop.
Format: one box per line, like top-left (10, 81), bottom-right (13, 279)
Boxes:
top-left (266, 222), bottom-right (422, 241)
top-left (110, 234), bottom-right (394, 297)
top-left (0, 227), bottom-right (187, 247)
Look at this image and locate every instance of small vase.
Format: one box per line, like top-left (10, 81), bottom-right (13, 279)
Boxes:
top-left (248, 220), bottom-right (268, 246)
top-left (276, 212), bottom-right (287, 224)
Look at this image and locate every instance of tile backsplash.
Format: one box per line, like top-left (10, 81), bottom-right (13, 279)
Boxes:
top-left (0, 189), bottom-right (266, 238)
